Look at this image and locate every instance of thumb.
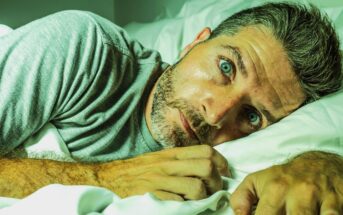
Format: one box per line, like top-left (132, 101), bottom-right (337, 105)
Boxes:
top-left (230, 175), bottom-right (258, 215)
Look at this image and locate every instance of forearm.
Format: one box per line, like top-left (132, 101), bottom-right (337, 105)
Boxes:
top-left (0, 145), bottom-right (230, 201)
top-left (0, 158), bottom-right (102, 198)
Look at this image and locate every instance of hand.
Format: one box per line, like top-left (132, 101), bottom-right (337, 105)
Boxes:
top-left (97, 145), bottom-right (231, 201)
top-left (231, 151), bottom-right (343, 214)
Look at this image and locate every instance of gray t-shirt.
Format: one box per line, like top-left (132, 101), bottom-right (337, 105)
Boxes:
top-left (0, 10), bottom-right (167, 162)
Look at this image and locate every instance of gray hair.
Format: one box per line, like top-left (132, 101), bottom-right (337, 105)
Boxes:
top-left (209, 2), bottom-right (342, 104)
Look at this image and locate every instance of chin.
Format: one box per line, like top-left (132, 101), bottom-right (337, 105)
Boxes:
top-left (156, 127), bottom-right (200, 149)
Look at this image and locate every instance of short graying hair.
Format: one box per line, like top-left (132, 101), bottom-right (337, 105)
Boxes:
top-left (209, 2), bottom-right (342, 104)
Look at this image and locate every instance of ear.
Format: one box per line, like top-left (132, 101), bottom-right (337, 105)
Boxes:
top-left (179, 27), bottom-right (212, 59)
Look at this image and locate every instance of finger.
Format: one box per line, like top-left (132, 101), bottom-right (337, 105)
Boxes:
top-left (231, 175), bottom-right (258, 215)
top-left (320, 192), bottom-right (342, 215)
top-left (159, 159), bottom-right (223, 194)
top-left (164, 145), bottom-right (231, 177)
top-left (152, 190), bottom-right (184, 201)
top-left (253, 177), bottom-right (289, 215)
top-left (152, 175), bottom-right (207, 200)
top-left (285, 184), bottom-right (319, 215)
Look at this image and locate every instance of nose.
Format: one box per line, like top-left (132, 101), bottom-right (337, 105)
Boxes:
top-left (201, 94), bottom-right (241, 128)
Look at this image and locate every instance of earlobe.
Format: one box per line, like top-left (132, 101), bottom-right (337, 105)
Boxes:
top-left (179, 27), bottom-right (212, 59)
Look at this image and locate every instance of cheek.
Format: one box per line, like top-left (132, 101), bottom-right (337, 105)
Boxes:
top-left (175, 81), bottom-right (206, 100)
top-left (173, 66), bottom-right (214, 100)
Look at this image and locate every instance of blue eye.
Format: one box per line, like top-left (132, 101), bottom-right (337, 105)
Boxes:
top-left (219, 59), bottom-right (234, 77)
top-left (247, 110), bottom-right (261, 127)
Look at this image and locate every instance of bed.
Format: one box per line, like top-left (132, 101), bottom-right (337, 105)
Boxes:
top-left (0, 0), bottom-right (343, 214)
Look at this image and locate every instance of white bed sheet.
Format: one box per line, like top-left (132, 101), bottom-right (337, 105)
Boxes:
top-left (1, 123), bottom-right (237, 215)
top-left (2, 89), bottom-right (341, 215)
top-left (0, 184), bottom-right (233, 215)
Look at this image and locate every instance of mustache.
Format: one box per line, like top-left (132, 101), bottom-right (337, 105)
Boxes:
top-left (167, 99), bottom-right (211, 143)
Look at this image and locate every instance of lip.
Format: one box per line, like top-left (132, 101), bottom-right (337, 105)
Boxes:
top-left (179, 110), bottom-right (199, 141)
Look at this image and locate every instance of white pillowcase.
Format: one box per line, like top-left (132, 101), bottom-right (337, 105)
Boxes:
top-left (215, 90), bottom-right (343, 178)
top-left (125, 0), bottom-right (261, 64)
top-left (125, 0), bottom-right (343, 177)
top-left (125, 0), bottom-right (343, 64)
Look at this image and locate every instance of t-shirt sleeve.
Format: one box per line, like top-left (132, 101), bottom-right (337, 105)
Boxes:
top-left (0, 11), bottom-right (113, 155)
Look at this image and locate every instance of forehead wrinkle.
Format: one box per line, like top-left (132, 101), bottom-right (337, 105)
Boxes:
top-left (247, 30), bottom-right (302, 112)
top-left (261, 108), bottom-right (278, 124)
top-left (220, 38), bottom-right (282, 123)
top-left (240, 39), bottom-right (286, 122)
top-left (222, 40), bottom-right (282, 122)
top-left (226, 26), bottom-right (303, 121)
top-left (252, 48), bottom-right (299, 113)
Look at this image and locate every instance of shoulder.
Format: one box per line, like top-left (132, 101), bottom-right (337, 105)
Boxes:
top-left (41, 10), bottom-right (162, 62)
top-left (48, 10), bottom-right (132, 56)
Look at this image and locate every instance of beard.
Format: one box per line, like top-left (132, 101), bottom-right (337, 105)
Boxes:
top-left (150, 64), bottom-right (211, 148)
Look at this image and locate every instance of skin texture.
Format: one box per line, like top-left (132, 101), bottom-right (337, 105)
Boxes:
top-left (230, 151), bottom-right (343, 215)
top-left (145, 26), bottom-right (306, 148)
top-left (0, 145), bottom-right (230, 200)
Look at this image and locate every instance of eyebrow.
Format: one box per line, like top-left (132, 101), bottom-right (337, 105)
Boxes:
top-left (220, 45), bottom-right (248, 78)
top-left (261, 109), bottom-right (278, 125)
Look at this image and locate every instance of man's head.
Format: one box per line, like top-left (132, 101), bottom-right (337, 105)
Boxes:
top-left (145, 2), bottom-right (342, 148)
top-left (210, 2), bottom-right (342, 103)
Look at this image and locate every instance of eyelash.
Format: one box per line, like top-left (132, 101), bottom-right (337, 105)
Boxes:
top-left (244, 106), bottom-right (263, 130)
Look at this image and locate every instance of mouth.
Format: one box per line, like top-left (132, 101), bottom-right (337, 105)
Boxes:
top-left (179, 110), bottom-right (201, 143)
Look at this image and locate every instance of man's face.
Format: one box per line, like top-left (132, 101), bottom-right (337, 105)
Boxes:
top-left (145, 25), bottom-right (306, 148)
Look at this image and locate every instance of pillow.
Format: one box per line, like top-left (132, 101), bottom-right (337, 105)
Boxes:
top-left (125, 0), bottom-right (343, 179)
top-left (215, 90), bottom-right (343, 179)
top-left (125, 0), bottom-right (343, 64)
top-left (124, 0), bottom-right (261, 64)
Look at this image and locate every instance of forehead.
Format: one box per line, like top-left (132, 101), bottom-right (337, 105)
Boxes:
top-left (212, 26), bottom-right (306, 121)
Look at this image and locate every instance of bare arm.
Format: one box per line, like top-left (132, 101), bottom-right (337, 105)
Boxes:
top-left (0, 145), bottom-right (230, 200)
top-left (0, 157), bottom-right (101, 198)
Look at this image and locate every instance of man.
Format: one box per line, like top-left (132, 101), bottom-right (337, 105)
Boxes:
top-left (0, 2), bottom-right (342, 214)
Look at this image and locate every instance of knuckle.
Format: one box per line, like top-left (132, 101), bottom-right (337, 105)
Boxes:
top-left (244, 173), bottom-right (255, 181)
top-left (200, 145), bottom-right (215, 158)
top-left (189, 178), bottom-right (207, 199)
top-left (139, 172), bottom-right (162, 184)
top-left (268, 178), bottom-right (288, 192)
top-left (297, 181), bottom-right (320, 194)
top-left (213, 178), bottom-right (224, 191)
top-left (193, 179), bottom-right (204, 191)
top-left (201, 159), bottom-right (215, 177)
